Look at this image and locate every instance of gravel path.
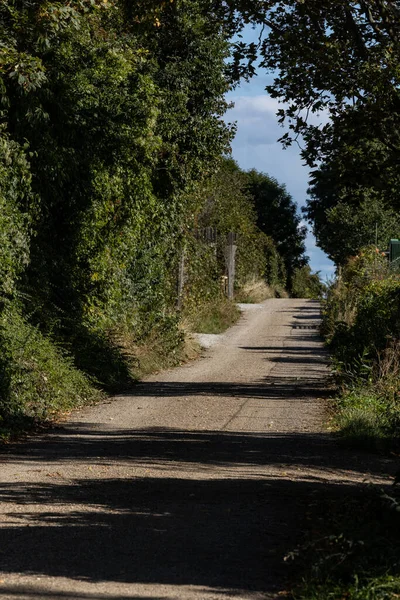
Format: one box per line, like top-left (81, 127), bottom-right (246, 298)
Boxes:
top-left (0, 299), bottom-right (395, 600)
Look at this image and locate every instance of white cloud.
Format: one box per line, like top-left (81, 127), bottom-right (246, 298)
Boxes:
top-left (229, 95), bottom-right (283, 116)
top-left (226, 95), bottom-right (284, 147)
top-left (226, 95), bottom-right (329, 146)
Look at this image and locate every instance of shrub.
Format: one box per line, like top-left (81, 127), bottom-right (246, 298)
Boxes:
top-left (0, 303), bottom-right (101, 436)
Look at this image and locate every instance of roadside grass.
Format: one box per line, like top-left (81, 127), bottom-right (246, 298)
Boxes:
top-left (1, 292), bottom-right (241, 440)
top-left (184, 296), bottom-right (241, 334)
top-left (274, 284), bottom-right (289, 298)
top-left (327, 340), bottom-right (400, 453)
top-left (291, 348), bottom-right (400, 599)
top-left (0, 305), bottom-right (103, 441)
top-left (290, 485), bottom-right (400, 600)
top-left (113, 320), bottom-right (200, 379)
top-left (332, 386), bottom-right (399, 452)
top-left (0, 306), bottom-right (200, 441)
top-left (305, 253), bottom-right (400, 599)
top-left (235, 279), bottom-right (274, 303)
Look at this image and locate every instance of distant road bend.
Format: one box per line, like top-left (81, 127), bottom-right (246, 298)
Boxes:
top-left (0, 299), bottom-right (391, 600)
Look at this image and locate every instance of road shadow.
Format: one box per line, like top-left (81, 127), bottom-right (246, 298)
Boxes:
top-left (0, 590), bottom-right (172, 600)
top-left (1, 425), bottom-right (394, 477)
top-left (0, 437), bottom-right (387, 596)
top-left (0, 426), bottom-right (396, 597)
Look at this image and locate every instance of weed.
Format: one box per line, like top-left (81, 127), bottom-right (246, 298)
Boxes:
top-left (184, 296), bottom-right (241, 334)
top-left (290, 486), bottom-right (400, 600)
top-left (235, 279), bottom-right (274, 303)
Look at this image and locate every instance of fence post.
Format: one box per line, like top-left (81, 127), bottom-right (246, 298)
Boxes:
top-left (225, 231), bottom-right (237, 300)
top-left (177, 248), bottom-right (186, 310)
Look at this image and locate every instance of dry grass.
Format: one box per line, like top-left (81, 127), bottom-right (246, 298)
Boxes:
top-left (273, 284), bottom-right (289, 298)
top-left (375, 340), bottom-right (400, 383)
top-left (236, 279), bottom-right (275, 303)
top-left (109, 324), bottom-right (199, 380)
top-left (184, 297), bottom-right (241, 334)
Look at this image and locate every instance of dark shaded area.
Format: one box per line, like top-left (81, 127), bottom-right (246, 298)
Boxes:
top-left (241, 346), bottom-right (324, 354)
top-left (240, 346), bottom-right (327, 365)
top-left (0, 475), bottom-right (304, 588)
top-left (129, 378), bottom-right (327, 398)
top-left (0, 427), bottom-right (395, 596)
top-left (0, 591), bottom-right (169, 600)
top-left (63, 324), bottom-right (136, 392)
top-left (1, 427), bottom-right (388, 478)
top-left (0, 457), bottom-right (380, 594)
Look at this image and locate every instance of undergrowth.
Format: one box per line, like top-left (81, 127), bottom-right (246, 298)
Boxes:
top-left (322, 248), bottom-right (400, 451)
top-left (291, 246), bottom-right (400, 599)
top-left (0, 305), bottom-right (192, 440)
top-left (184, 296), bottom-right (241, 334)
top-left (290, 486), bottom-right (400, 600)
top-left (328, 335), bottom-right (400, 452)
top-left (0, 304), bottom-right (103, 440)
top-left (235, 279), bottom-right (275, 303)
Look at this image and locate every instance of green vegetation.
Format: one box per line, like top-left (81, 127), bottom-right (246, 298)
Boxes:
top-left (218, 1), bottom-right (400, 269)
top-left (185, 297), bottom-right (241, 335)
top-left (3, 1), bottom-right (398, 596)
top-left (244, 169), bottom-right (307, 287)
top-left (0, 1), bottom-right (313, 436)
top-left (289, 248), bottom-right (400, 599)
top-left (291, 265), bottom-right (326, 300)
top-left (323, 247), bottom-right (400, 452)
top-left (290, 487), bottom-right (400, 600)
top-left (0, 303), bottom-right (102, 438)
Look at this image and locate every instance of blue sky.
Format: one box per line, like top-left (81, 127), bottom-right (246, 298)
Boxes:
top-left (225, 29), bottom-right (335, 282)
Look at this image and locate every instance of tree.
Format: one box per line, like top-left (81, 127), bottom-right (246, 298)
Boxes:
top-left (291, 265), bottom-right (325, 299)
top-left (305, 152), bottom-right (400, 264)
top-left (195, 158), bottom-right (288, 288)
top-left (303, 121), bottom-right (400, 264)
top-left (0, 0), bottom-right (235, 385)
top-left (244, 169), bottom-right (308, 284)
top-left (222, 1), bottom-right (400, 165)
top-left (220, 1), bottom-right (400, 267)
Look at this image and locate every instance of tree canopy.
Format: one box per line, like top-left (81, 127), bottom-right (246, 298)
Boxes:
top-left (222, 1), bottom-right (400, 264)
top-left (0, 0), bottom-right (315, 428)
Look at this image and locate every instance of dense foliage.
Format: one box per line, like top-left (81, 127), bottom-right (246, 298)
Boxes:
top-left (291, 265), bottom-right (325, 299)
top-left (309, 247), bottom-right (400, 600)
top-left (323, 246), bottom-right (400, 448)
top-left (0, 0), bottom-right (311, 433)
top-left (0, 0), bottom-right (234, 428)
top-left (304, 128), bottom-right (400, 264)
top-left (244, 169), bottom-right (307, 284)
top-left (211, 1), bottom-right (400, 264)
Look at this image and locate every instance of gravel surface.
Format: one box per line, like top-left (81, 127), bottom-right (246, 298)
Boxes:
top-left (0, 299), bottom-right (396, 600)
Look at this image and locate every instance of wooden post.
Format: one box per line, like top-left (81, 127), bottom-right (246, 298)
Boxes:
top-left (225, 232), bottom-right (237, 300)
top-left (177, 248), bottom-right (185, 310)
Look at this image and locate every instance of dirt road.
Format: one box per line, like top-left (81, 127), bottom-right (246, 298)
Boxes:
top-left (0, 299), bottom-right (394, 599)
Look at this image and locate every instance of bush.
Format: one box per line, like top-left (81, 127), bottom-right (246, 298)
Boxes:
top-left (323, 246), bottom-right (400, 451)
top-left (0, 303), bottom-right (101, 437)
top-left (291, 265), bottom-right (325, 299)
